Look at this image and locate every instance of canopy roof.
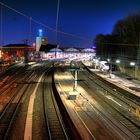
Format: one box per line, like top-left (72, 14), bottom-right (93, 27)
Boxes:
top-left (65, 48), bottom-right (79, 52)
top-left (81, 48), bottom-right (95, 52)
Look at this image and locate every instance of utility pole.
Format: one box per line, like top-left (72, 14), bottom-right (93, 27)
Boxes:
top-left (55, 0), bottom-right (60, 59)
top-left (73, 70), bottom-right (78, 91)
top-left (29, 17), bottom-right (32, 45)
top-left (56, 0), bottom-right (60, 47)
top-left (0, 3), bottom-right (3, 46)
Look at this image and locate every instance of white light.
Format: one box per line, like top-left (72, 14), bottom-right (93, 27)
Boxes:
top-left (38, 29), bottom-right (43, 37)
top-left (107, 59), bottom-right (110, 62)
top-left (116, 59), bottom-right (120, 64)
top-left (130, 62), bottom-right (135, 66)
top-left (39, 29), bottom-right (42, 32)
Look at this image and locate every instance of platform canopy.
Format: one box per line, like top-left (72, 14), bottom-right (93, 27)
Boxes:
top-left (49, 48), bottom-right (63, 52)
top-left (81, 48), bottom-right (95, 52)
top-left (65, 48), bottom-right (79, 52)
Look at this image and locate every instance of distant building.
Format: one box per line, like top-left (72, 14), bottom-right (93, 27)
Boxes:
top-left (41, 37), bottom-right (48, 45)
top-left (36, 37), bottom-right (48, 51)
top-left (39, 44), bottom-right (57, 52)
top-left (39, 44), bottom-right (96, 60)
top-left (0, 44), bottom-right (35, 61)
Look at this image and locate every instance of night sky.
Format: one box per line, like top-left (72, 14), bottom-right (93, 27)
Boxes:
top-left (1, 0), bottom-right (140, 48)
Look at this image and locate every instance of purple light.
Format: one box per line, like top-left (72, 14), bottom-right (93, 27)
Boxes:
top-left (92, 45), bottom-right (96, 49)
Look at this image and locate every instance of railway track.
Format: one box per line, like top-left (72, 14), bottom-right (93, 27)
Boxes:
top-left (78, 66), bottom-right (140, 139)
top-left (0, 69), bottom-right (38, 140)
top-left (85, 82), bottom-right (140, 139)
top-left (0, 66), bottom-right (26, 90)
top-left (55, 71), bottom-right (129, 139)
top-left (0, 62), bottom-right (74, 140)
top-left (83, 64), bottom-right (140, 105)
top-left (0, 69), bottom-right (36, 113)
top-left (42, 69), bottom-right (69, 140)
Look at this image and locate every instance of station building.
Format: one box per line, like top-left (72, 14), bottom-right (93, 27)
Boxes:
top-left (0, 44), bottom-right (35, 62)
top-left (39, 44), bottom-right (96, 61)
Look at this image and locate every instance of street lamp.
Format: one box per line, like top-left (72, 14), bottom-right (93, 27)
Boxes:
top-left (130, 61), bottom-right (135, 66)
top-left (107, 58), bottom-right (112, 74)
top-left (116, 59), bottom-right (120, 64)
top-left (130, 61), bottom-right (136, 78)
top-left (115, 59), bottom-right (121, 72)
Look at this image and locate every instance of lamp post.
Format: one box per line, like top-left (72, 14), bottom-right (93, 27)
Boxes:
top-left (56, 0), bottom-right (60, 47)
top-left (116, 59), bottom-right (120, 71)
top-left (107, 58), bottom-right (112, 74)
top-left (116, 59), bottom-right (120, 64)
top-left (130, 61), bottom-right (136, 78)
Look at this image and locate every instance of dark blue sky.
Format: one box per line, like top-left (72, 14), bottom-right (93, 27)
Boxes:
top-left (1, 0), bottom-right (140, 48)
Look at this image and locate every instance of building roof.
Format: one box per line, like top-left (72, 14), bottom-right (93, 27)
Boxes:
top-left (49, 48), bottom-right (62, 52)
top-left (39, 44), bottom-right (57, 52)
top-left (4, 44), bottom-right (31, 47)
top-left (81, 48), bottom-right (95, 52)
top-left (65, 48), bottom-right (79, 52)
top-left (1, 44), bottom-right (34, 50)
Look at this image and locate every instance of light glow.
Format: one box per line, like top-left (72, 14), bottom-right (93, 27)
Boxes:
top-left (130, 62), bottom-right (135, 66)
top-left (38, 29), bottom-right (43, 36)
top-left (116, 59), bottom-right (120, 64)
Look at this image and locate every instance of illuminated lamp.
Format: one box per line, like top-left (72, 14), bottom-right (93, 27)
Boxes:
top-left (32, 43), bottom-right (36, 47)
top-left (92, 45), bottom-right (96, 49)
top-left (38, 29), bottom-right (43, 37)
top-left (130, 62), bottom-right (135, 66)
top-left (116, 59), bottom-right (120, 64)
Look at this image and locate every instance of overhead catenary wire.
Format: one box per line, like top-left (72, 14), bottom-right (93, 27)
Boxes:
top-left (58, 30), bottom-right (91, 41)
top-left (0, 2), bottom-right (29, 19)
top-left (1, 2), bottom-right (140, 47)
top-left (0, 2), bottom-right (91, 42)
